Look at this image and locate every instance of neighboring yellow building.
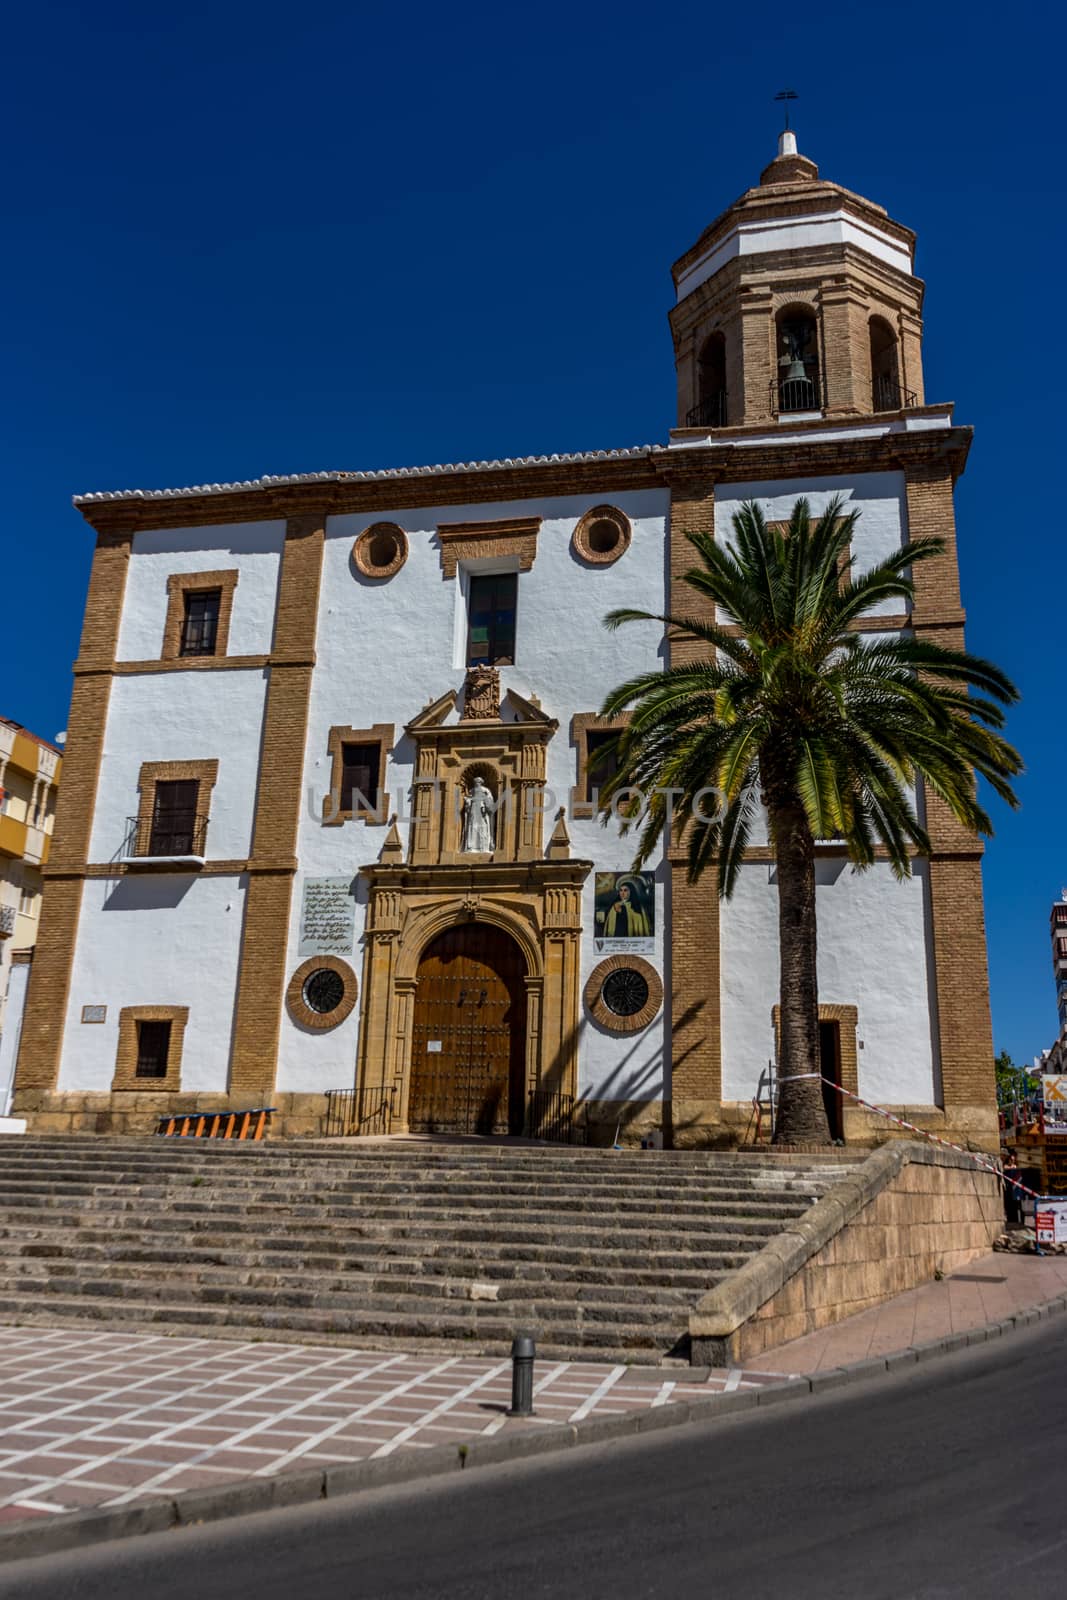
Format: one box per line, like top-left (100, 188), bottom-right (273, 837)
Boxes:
top-left (0, 717), bottom-right (62, 1056)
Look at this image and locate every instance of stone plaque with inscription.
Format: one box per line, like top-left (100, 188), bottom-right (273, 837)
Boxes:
top-left (298, 877), bottom-right (355, 958)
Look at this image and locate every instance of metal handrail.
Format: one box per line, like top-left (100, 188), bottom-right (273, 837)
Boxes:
top-left (526, 1089), bottom-right (587, 1146)
top-left (685, 390), bottom-right (728, 428)
top-left (324, 1086), bottom-right (394, 1138)
top-left (771, 376), bottom-right (823, 414)
top-left (872, 374), bottom-right (918, 412)
top-left (123, 813), bottom-right (210, 859)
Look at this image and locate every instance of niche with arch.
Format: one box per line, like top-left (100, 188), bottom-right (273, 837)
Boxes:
top-left (775, 304), bottom-right (821, 413)
top-left (689, 330), bottom-right (727, 427)
top-left (869, 316), bottom-right (902, 412)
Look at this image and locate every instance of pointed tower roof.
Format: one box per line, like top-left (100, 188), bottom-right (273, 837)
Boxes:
top-left (671, 131), bottom-right (917, 304)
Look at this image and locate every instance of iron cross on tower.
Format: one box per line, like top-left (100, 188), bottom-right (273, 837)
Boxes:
top-left (774, 89), bottom-right (798, 129)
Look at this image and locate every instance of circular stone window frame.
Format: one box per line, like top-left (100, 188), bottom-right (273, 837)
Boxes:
top-left (583, 955), bottom-right (662, 1035)
top-left (572, 505), bottom-right (632, 567)
top-left (286, 955), bottom-right (359, 1031)
top-left (352, 522), bottom-right (409, 581)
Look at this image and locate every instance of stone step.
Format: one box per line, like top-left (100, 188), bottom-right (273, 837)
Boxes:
top-left (0, 1138), bottom-right (853, 1363)
top-left (0, 1184), bottom-right (813, 1225)
top-left (0, 1224), bottom-right (750, 1280)
top-left (0, 1300), bottom-right (686, 1365)
top-left (0, 1203), bottom-right (783, 1250)
top-left (3, 1259), bottom-right (697, 1319)
top-left (0, 1284), bottom-right (684, 1354)
top-left (0, 1164), bottom-right (832, 1195)
top-left (0, 1162), bottom-right (844, 1199)
top-left (0, 1143), bottom-right (857, 1180)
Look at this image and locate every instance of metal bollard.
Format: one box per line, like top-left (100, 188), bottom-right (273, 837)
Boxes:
top-left (507, 1333), bottom-right (536, 1416)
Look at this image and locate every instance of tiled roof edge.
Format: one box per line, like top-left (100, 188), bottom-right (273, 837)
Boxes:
top-left (73, 445), bottom-right (661, 506)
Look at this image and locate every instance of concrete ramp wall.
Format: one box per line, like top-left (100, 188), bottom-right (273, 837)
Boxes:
top-left (690, 1142), bottom-right (1003, 1366)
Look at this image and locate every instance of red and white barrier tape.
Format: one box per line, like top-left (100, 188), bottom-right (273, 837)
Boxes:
top-left (808, 1075), bottom-right (1042, 1201)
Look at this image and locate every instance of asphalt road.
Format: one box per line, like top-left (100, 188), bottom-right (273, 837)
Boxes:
top-left (6, 1318), bottom-right (1067, 1600)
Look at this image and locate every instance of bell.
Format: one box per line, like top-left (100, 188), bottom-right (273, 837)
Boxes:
top-left (780, 354), bottom-right (808, 382)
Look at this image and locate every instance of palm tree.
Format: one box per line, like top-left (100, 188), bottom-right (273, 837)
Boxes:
top-left (597, 496), bottom-right (1021, 1145)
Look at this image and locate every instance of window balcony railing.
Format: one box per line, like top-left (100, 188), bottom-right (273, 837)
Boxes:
top-left (0, 904), bottom-right (15, 939)
top-left (873, 374), bottom-right (918, 413)
top-left (685, 390), bottom-right (728, 428)
top-left (121, 813), bottom-right (210, 867)
top-left (771, 376), bottom-right (825, 415)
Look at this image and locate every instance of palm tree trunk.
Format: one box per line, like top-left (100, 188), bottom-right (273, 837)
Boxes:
top-left (772, 804), bottom-right (831, 1145)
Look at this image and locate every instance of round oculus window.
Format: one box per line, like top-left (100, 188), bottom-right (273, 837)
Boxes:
top-left (302, 968), bottom-right (346, 1016)
top-left (588, 518), bottom-right (621, 555)
top-left (602, 968), bottom-right (650, 1018)
top-left (353, 523), bottom-right (408, 579)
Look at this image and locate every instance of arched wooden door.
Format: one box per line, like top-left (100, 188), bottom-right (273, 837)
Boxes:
top-left (409, 925), bottom-right (528, 1136)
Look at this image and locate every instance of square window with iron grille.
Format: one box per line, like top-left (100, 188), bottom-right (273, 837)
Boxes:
top-left (466, 573), bottom-right (517, 667)
top-left (135, 1020), bottom-right (172, 1078)
top-left (179, 589), bottom-right (222, 657)
top-left (149, 779), bottom-right (200, 856)
top-left (340, 743), bottom-right (381, 814)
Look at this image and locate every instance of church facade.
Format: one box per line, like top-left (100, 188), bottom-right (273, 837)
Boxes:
top-left (12, 133), bottom-right (998, 1147)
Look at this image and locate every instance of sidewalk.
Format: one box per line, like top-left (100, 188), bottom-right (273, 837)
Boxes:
top-left (0, 1333), bottom-right (778, 1530)
top-left (0, 1248), bottom-right (1062, 1546)
top-left (746, 1248), bottom-right (1067, 1375)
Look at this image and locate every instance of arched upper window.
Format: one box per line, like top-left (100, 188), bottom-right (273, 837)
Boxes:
top-left (869, 317), bottom-right (902, 412)
top-left (687, 331), bottom-right (727, 427)
top-left (774, 306), bottom-right (821, 413)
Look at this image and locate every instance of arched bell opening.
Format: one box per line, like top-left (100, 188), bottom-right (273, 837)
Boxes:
top-left (687, 330), bottom-right (728, 427)
top-left (774, 305), bottom-right (821, 413)
top-left (870, 315), bottom-right (902, 412)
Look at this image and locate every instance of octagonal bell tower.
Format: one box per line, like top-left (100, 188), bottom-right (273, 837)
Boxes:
top-left (670, 130), bottom-right (927, 430)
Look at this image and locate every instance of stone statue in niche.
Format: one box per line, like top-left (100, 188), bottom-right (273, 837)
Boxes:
top-left (461, 777), bottom-right (495, 853)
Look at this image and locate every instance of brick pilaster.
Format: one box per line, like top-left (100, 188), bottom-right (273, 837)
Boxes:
top-left (228, 513), bottom-right (326, 1095)
top-left (905, 464), bottom-right (997, 1139)
top-left (662, 470), bottom-right (722, 1128)
top-left (14, 527), bottom-right (132, 1100)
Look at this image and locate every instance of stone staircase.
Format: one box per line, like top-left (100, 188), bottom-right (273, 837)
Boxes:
top-left (0, 1138), bottom-right (859, 1364)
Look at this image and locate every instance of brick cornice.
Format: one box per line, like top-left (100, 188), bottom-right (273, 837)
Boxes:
top-left (75, 458), bottom-right (664, 535)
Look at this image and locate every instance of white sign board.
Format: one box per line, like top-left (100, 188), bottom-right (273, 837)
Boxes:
top-left (1043, 1076), bottom-right (1067, 1135)
top-left (298, 877), bottom-right (355, 957)
top-left (1035, 1198), bottom-right (1067, 1245)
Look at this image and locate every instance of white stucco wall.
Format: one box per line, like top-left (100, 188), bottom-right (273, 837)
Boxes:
top-left (719, 858), bottom-right (937, 1107)
top-left (276, 489), bottom-right (671, 1100)
top-left (89, 671), bottom-right (269, 862)
top-left (58, 874), bottom-right (247, 1093)
top-left (715, 472), bottom-right (908, 620)
top-left (116, 521), bottom-right (286, 661)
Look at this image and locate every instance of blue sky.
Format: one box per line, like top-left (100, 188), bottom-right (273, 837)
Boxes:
top-left (2, 0), bottom-right (1063, 1064)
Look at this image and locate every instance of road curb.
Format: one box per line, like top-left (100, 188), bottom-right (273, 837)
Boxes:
top-left (4, 1290), bottom-right (1066, 1566)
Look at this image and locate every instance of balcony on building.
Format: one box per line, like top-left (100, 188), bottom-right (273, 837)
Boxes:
top-left (120, 812), bottom-right (209, 872)
top-left (0, 904), bottom-right (14, 939)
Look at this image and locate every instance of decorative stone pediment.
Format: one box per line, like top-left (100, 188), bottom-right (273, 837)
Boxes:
top-left (403, 679), bottom-right (559, 867)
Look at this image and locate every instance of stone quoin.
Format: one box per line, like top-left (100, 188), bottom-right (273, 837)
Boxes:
top-left (10, 130), bottom-right (997, 1147)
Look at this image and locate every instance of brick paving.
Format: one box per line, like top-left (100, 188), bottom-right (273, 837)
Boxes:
top-left (747, 1249), bottom-right (1067, 1374)
top-left (3, 1251), bottom-right (1063, 1536)
top-left (0, 1331), bottom-right (780, 1528)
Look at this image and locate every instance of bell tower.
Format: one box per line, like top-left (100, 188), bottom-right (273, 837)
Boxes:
top-left (669, 129), bottom-right (927, 429)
